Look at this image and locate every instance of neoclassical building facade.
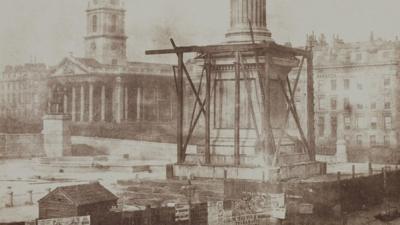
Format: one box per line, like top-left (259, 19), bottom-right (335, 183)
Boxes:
top-left (0, 63), bottom-right (50, 124)
top-left (290, 34), bottom-right (400, 152)
top-left (47, 0), bottom-right (176, 136)
top-left (48, 58), bottom-right (174, 124)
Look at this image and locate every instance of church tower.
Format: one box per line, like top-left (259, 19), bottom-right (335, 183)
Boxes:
top-left (85, 0), bottom-right (127, 65)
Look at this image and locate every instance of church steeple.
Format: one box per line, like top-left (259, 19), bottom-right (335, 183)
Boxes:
top-left (85, 0), bottom-right (127, 65)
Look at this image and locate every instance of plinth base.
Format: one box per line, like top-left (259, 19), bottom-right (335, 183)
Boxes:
top-left (42, 114), bottom-right (72, 158)
top-left (171, 161), bottom-right (326, 181)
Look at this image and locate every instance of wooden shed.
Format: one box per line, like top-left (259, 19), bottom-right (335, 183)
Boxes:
top-left (38, 182), bottom-right (118, 225)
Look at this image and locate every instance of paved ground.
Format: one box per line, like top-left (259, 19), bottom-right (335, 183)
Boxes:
top-left (1, 157), bottom-right (399, 223)
top-left (0, 158), bottom-right (167, 223)
top-left (0, 205), bottom-right (38, 223)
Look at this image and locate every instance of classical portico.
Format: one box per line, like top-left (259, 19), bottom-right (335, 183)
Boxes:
top-left (48, 57), bottom-right (175, 125)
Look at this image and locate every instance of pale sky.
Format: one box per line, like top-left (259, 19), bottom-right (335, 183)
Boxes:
top-left (1, 0), bottom-right (400, 69)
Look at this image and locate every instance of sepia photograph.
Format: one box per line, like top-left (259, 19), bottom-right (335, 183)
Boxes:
top-left (1, 0), bottom-right (400, 224)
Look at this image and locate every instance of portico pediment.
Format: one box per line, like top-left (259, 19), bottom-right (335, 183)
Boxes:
top-left (50, 57), bottom-right (90, 77)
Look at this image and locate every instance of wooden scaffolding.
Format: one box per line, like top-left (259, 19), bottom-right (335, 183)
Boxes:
top-left (146, 39), bottom-right (315, 167)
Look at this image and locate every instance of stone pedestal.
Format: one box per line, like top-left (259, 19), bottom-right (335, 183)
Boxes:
top-left (336, 139), bottom-right (347, 163)
top-left (42, 114), bottom-right (72, 158)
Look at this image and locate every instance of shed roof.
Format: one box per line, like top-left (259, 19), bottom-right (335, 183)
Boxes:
top-left (39, 182), bottom-right (118, 206)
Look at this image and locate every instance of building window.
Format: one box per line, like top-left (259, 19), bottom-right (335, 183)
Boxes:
top-left (344, 79), bottom-right (350, 90)
top-left (318, 116), bottom-right (324, 137)
top-left (345, 54), bottom-right (351, 62)
top-left (317, 80), bottom-right (324, 92)
top-left (383, 51), bottom-right (390, 58)
top-left (370, 102), bottom-right (376, 110)
top-left (384, 116), bottom-right (392, 130)
top-left (331, 98), bottom-right (337, 110)
top-left (357, 83), bottom-right (363, 90)
top-left (344, 135), bottom-right (350, 144)
top-left (92, 15), bottom-right (97, 32)
top-left (356, 53), bottom-right (362, 61)
top-left (356, 135), bottom-right (362, 145)
top-left (112, 59), bottom-right (118, 65)
top-left (384, 78), bottom-right (391, 87)
top-left (384, 102), bottom-right (391, 109)
top-left (343, 98), bottom-right (350, 111)
top-left (371, 117), bottom-right (377, 129)
top-left (357, 104), bottom-right (363, 110)
top-left (384, 136), bottom-right (390, 146)
top-left (331, 80), bottom-right (336, 91)
top-left (111, 15), bottom-right (117, 32)
top-left (318, 96), bottom-right (326, 110)
top-left (111, 42), bottom-right (118, 50)
top-left (331, 116), bottom-right (337, 138)
top-left (356, 116), bottom-right (365, 129)
top-left (370, 135), bottom-right (377, 146)
top-left (344, 116), bottom-right (351, 129)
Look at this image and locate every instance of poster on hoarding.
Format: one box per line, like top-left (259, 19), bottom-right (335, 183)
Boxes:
top-left (269, 193), bottom-right (285, 208)
top-left (175, 204), bottom-right (190, 221)
top-left (299, 203), bottom-right (314, 215)
top-left (269, 193), bottom-right (286, 219)
top-left (271, 208), bottom-right (286, 219)
top-left (38, 216), bottom-right (90, 225)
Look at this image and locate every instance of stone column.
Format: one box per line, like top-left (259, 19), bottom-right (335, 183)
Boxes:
top-left (258, 0), bottom-right (263, 27)
top-left (89, 83), bottom-right (94, 122)
top-left (137, 88), bottom-right (141, 121)
top-left (101, 85), bottom-right (106, 122)
top-left (237, 0), bottom-right (243, 24)
top-left (80, 84), bottom-right (85, 122)
top-left (262, 0), bottom-right (266, 26)
top-left (226, 0), bottom-right (272, 43)
top-left (113, 77), bottom-right (123, 123)
top-left (71, 86), bottom-right (76, 122)
top-left (63, 88), bottom-right (68, 114)
top-left (124, 86), bottom-right (129, 121)
top-left (242, 0), bottom-right (248, 24)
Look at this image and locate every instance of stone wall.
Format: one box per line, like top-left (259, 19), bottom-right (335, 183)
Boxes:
top-left (71, 136), bottom-right (197, 162)
top-left (0, 133), bottom-right (191, 161)
top-left (0, 133), bottom-right (44, 158)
